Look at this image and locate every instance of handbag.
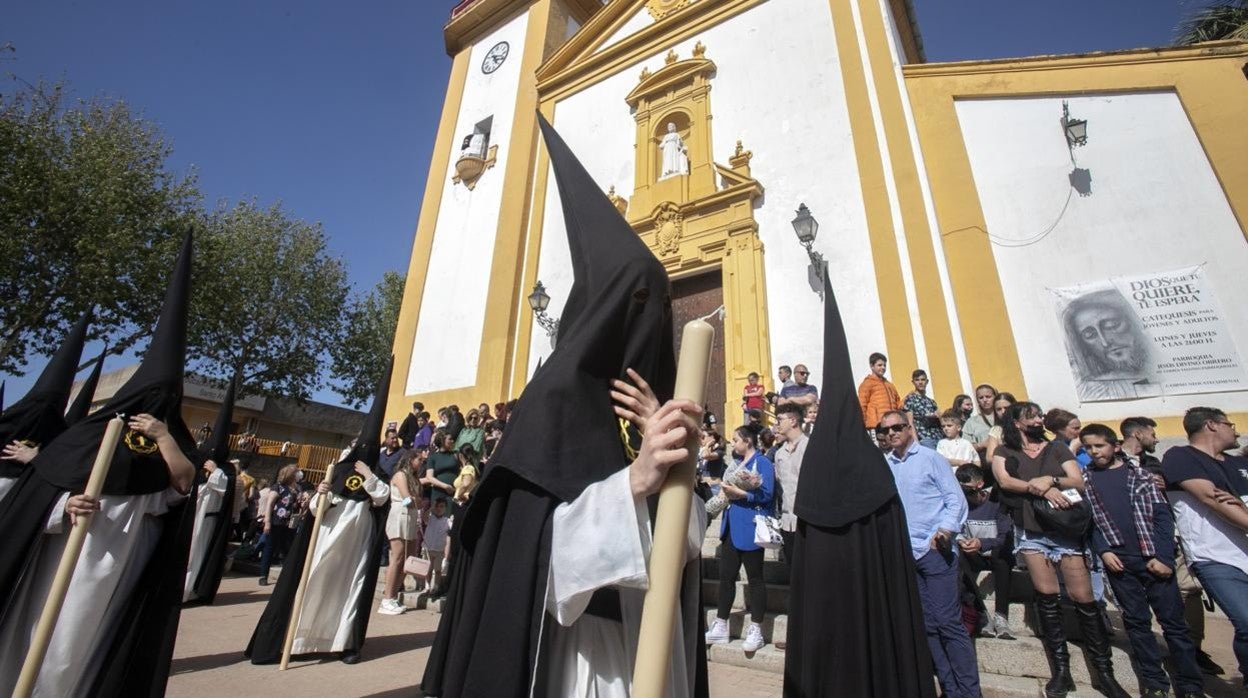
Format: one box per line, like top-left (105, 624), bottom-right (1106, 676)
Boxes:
top-left (1030, 494), bottom-right (1092, 539)
top-left (752, 511), bottom-right (783, 549)
top-left (404, 555), bottom-right (431, 577)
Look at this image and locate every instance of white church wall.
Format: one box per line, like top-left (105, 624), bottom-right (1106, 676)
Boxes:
top-left (591, 5), bottom-right (654, 55)
top-left (529, 0), bottom-right (890, 392)
top-left (876, 0), bottom-right (972, 395)
top-left (406, 10), bottom-right (530, 395)
top-left (956, 91), bottom-right (1248, 420)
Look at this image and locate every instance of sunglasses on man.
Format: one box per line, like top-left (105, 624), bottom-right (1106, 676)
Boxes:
top-left (874, 423), bottom-right (908, 435)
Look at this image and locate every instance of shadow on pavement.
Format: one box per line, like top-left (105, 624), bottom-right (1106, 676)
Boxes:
top-left (360, 689), bottom-right (421, 698)
top-left (195, 590), bottom-right (265, 607)
top-left (362, 630), bottom-right (437, 661)
top-left (171, 650), bottom-right (250, 674)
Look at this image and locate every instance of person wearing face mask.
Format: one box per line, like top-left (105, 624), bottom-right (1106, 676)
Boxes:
top-left (991, 402), bottom-right (1128, 698)
top-left (951, 394), bottom-right (973, 423)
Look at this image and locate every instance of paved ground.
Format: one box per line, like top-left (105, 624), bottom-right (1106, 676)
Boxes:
top-left (168, 571), bottom-right (785, 697)
top-left (171, 569), bottom-right (1242, 697)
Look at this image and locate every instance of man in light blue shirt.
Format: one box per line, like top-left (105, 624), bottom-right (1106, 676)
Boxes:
top-left (879, 410), bottom-right (979, 698)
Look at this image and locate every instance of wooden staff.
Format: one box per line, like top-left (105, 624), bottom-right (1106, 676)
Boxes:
top-left (279, 489), bottom-right (332, 670)
top-left (632, 319), bottom-right (714, 697)
top-left (14, 415), bottom-right (126, 698)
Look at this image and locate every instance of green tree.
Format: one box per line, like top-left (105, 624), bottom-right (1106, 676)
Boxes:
top-left (1175, 1), bottom-right (1248, 44)
top-left (190, 200), bottom-right (350, 401)
top-left (0, 79), bottom-right (199, 373)
top-left (329, 271), bottom-right (405, 407)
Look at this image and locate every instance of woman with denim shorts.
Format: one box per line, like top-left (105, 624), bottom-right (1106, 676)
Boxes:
top-left (992, 402), bottom-right (1129, 698)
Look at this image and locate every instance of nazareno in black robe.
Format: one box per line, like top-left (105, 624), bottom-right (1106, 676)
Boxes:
top-left (421, 114), bottom-right (707, 697)
top-left (184, 376), bottom-right (240, 606)
top-left (0, 232), bottom-right (199, 697)
top-left (0, 309), bottom-right (91, 483)
top-left (245, 358), bottom-right (393, 664)
top-left (782, 275), bottom-right (935, 698)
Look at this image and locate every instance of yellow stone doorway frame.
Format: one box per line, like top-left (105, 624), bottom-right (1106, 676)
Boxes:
top-left (623, 44), bottom-right (774, 421)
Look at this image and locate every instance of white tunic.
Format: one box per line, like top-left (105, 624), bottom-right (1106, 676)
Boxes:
top-left (289, 476), bottom-right (390, 654)
top-left (183, 467), bottom-right (229, 601)
top-left (0, 475), bottom-right (16, 505)
top-left (537, 468), bottom-right (707, 698)
top-left (0, 486), bottom-right (186, 697)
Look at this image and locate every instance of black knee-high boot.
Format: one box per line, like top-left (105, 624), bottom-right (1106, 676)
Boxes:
top-left (1034, 592), bottom-right (1075, 697)
top-left (1074, 601), bottom-right (1130, 698)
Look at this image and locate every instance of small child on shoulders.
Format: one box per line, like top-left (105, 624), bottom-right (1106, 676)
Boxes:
top-left (937, 410), bottom-right (977, 467)
top-left (1080, 423), bottom-right (1203, 697)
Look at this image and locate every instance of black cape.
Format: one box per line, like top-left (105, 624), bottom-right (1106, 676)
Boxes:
top-left (245, 357), bottom-right (393, 663)
top-left (422, 115), bottom-right (705, 697)
top-left (185, 377), bottom-right (239, 606)
top-left (784, 275), bottom-right (934, 697)
top-left (0, 232), bottom-right (196, 697)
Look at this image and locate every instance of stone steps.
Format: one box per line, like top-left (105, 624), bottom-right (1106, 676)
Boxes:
top-left (704, 608), bottom-right (787, 644)
top-left (699, 556), bottom-right (790, 585)
top-left (702, 578), bottom-right (790, 614)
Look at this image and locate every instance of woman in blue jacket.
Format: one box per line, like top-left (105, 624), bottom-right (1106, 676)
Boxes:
top-left (705, 424), bottom-right (774, 653)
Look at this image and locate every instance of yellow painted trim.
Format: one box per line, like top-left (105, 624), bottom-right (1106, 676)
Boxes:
top-left (477, 0), bottom-right (555, 403)
top-left (902, 43), bottom-right (1248, 404)
top-left (444, 0), bottom-right (602, 55)
top-left (540, 0), bottom-right (923, 86)
top-left (853, 0), bottom-right (965, 398)
top-left (390, 0), bottom-right (568, 415)
top-left (902, 41), bottom-right (1248, 77)
top-left (537, 0), bottom-right (768, 103)
top-left (1149, 413), bottom-right (1248, 441)
top-left (826, 0), bottom-right (917, 377)
top-left (884, 0), bottom-right (923, 64)
top-left (387, 48), bottom-right (472, 422)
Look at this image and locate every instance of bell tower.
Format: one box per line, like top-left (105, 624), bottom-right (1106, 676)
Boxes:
top-left (387, 0), bottom-right (603, 420)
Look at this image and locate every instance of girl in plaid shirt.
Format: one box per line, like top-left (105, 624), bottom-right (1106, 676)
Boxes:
top-left (1080, 423), bottom-right (1204, 697)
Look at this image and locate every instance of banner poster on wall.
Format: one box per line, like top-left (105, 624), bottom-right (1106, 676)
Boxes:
top-left (1051, 265), bottom-right (1248, 402)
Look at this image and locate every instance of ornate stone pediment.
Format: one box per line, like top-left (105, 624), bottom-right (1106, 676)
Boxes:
top-left (652, 202), bottom-right (684, 256)
top-left (645, 0), bottom-right (693, 21)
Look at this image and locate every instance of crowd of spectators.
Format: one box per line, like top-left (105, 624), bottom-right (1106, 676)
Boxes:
top-left (703, 353), bottom-right (1246, 695)
top-left (228, 353), bottom-right (1246, 693)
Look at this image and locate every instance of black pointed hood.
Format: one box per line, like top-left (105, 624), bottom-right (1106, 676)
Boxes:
top-left (34, 232), bottom-right (195, 494)
top-left (794, 275), bottom-right (898, 528)
top-left (329, 356), bottom-right (393, 500)
top-left (200, 374), bottom-right (239, 470)
top-left (0, 310), bottom-right (92, 477)
top-left (483, 115), bottom-right (676, 503)
top-left (64, 346), bottom-right (107, 426)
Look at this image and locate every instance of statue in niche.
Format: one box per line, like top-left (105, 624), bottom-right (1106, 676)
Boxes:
top-left (657, 122), bottom-right (689, 180)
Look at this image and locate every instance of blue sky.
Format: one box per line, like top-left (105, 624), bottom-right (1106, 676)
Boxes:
top-left (2, 0), bottom-right (1194, 408)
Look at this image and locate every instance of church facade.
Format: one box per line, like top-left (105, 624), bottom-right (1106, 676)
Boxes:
top-left (389, 0), bottom-right (1248, 434)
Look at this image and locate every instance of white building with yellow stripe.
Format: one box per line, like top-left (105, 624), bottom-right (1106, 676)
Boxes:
top-left (390, 0), bottom-right (1248, 436)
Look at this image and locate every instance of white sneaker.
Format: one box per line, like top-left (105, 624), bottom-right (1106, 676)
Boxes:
top-left (377, 598), bottom-right (405, 615)
top-left (742, 622), bottom-right (765, 652)
top-left (705, 618), bottom-right (730, 645)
